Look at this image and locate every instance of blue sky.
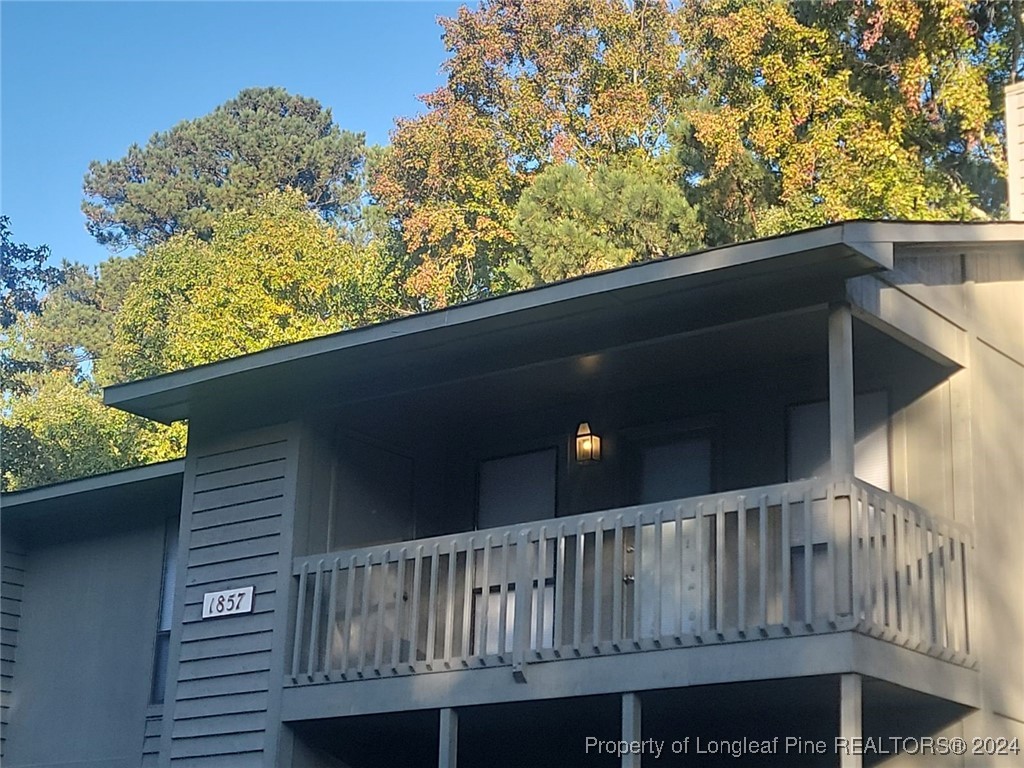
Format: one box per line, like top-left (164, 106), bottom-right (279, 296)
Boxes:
top-left (1, 1), bottom-right (460, 268)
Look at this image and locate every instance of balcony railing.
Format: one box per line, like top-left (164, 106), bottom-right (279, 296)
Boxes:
top-left (287, 477), bottom-right (972, 686)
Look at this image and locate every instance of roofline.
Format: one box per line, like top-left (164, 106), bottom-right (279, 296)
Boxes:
top-left (102, 220), bottom-right (1024, 415)
top-left (0, 459), bottom-right (185, 508)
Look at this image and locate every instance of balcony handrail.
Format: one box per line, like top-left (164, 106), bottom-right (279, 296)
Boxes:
top-left (292, 476), bottom-right (828, 575)
top-left (847, 476), bottom-right (974, 544)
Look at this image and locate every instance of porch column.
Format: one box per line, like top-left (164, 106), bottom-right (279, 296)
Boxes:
top-left (622, 693), bottom-right (642, 768)
top-left (828, 303), bottom-right (856, 478)
top-left (439, 708), bottom-right (458, 768)
top-left (839, 674), bottom-right (863, 768)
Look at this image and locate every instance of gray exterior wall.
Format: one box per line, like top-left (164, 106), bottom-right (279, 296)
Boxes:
top-left (158, 425), bottom-right (299, 767)
top-left (0, 541), bottom-right (25, 760)
top-left (1, 515), bottom-right (167, 768)
top-left (1008, 83), bottom-right (1024, 220)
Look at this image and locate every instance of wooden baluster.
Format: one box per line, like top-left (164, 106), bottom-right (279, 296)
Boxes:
top-left (634, 512), bottom-right (644, 647)
top-left (358, 554), bottom-right (374, 673)
top-left (676, 504), bottom-right (686, 641)
top-left (479, 537), bottom-right (492, 657)
top-left (655, 512), bottom-right (663, 643)
top-left (536, 528), bottom-right (548, 656)
top-left (737, 495), bottom-right (747, 635)
top-left (781, 493), bottom-right (791, 630)
top-left (612, 516), bottom-right (624, 651)
top-left (593, 521), bottom-right (604, 651)
top-left (341, 555), bottom-right (357, 676)
top-left (307, 559), bottom-right (325, 681)
top-left (573, 520), bottom-right (585, 653)
top-left (326, 558), bottom-right (340, 679)
top-left (498, 532), bottom-right (511, 658)
top-left (373, 552), bottom-right (390, 674)
top-left (758, 495), bottom-right (768, 634)
top-left (392, 550), bottom-right (407, 672)
top-left (444, 540), bottom-right (457, 665)
top-left (291, 561), bottom-right (308, 681)
top-left (553, 524), bottom-right (566, 654)
top-left (512, 528), bottom-right (532, 680)
top-left (408, 547), bottom-right (423, 672)
top-left (696, 503), bottom-right (706, 637)
top-left (715, 499), bottom-right (725, 636)
top-left (461, 540), bottom-right (475, 665)
top-left (803, 488), bottom-right (813, 629)
top-left (426, 543), bottom-right (440, 669)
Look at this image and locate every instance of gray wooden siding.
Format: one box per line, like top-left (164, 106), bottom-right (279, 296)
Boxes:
top-left (162, 434), bottom-right (294, 767)
top-left (1008, 82), bottom-right (1024, 220)
top-left (0, 544), bottom-right (25, 759)
top-left (143, 712), bottom-right (163, 767)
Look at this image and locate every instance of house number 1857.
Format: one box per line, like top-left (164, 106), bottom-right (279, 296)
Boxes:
top-left (201, 586), bottom-right (255, 619)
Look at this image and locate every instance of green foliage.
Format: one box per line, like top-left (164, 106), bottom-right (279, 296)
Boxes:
top-left (508, 158), bottom-right (703, 286)
top-left (111, 189), bottom-right (401, 380)
top-left (1, 369), bottom-right (185, 491)
top-left (25, 257), bottom-right (141, 383)
top-left (1, 217), bottom-right (65, 395)
top-left (1, 216), bottom-right (63, 327)
top-left (82, 87), bottom-right (366, 250)
top-left (373, 0), bottom-right (688, 306)
top-left (677, 0), bottom-right (1017, 238)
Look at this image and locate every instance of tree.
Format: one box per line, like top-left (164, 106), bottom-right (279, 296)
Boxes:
top-left (82, 87), bottom-right (366, 250)
top-left (676, 0), bottom-right (1020, 238)
top-left (1, 217), bottom-right (64, 394)
top-left (508, 157), bottom-right (703, 286)
top-left (110, 189), bottom-right (401, 381)
top-left (1, 216), bottom-right (63, 329)
top-left (373, 0), bottom-right (687, 308)
top-left (381, 0), bottom-right (1021, 283)
top-left (24, 256), bottom-right (141, 382)
top-left (1, 369), bottom-right (185, 491)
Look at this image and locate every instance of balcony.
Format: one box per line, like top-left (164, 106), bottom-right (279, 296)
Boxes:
top-left (287, 476), bottom-right (972, 692)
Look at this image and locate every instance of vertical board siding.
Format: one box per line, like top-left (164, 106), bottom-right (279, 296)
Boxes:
top-left (0, 546), bottom-right (25, 759)
top-left (165, 438), bottom-right (290, 767)
top-left (1007, 82), bottom-right (1024, 221)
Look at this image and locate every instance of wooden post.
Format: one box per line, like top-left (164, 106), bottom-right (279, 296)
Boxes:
top-left (829, 304), bottom-right (856, 626)
top-left (512, 528), bottom-right (532, 682)
top-left (439, 708), bottom-right (458, 768)
top-left (828, 303), bottom-right (856, 479)
top-left (622, 692), bottom-right (642, 768)
top-left (840, 674), bottom-right (862, 768)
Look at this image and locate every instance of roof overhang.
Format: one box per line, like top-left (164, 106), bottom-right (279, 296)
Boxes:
top-left (1, 460), bottom-right (184, 540)
top-left (101, 221), bottom-right (1023, 428)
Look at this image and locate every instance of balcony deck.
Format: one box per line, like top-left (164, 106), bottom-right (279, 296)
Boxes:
top-left (287, 477), bottom-right (973, 699)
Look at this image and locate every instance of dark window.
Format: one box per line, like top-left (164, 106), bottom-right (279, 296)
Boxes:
top-left (150, 516), bottom-right (178, 705)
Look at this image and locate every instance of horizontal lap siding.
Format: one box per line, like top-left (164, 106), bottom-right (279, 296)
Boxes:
top-left (143, 713), bottom-right (163, 767)
top-left (0, 547), bottom-right (25, 759)
top-left (167, 438), bottom-right (291, 767)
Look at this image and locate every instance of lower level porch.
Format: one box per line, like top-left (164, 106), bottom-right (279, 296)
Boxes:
top-left (284, 674), bottom-right (977, 768)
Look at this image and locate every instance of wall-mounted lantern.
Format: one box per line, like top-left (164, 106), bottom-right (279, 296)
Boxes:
top-left (575, 422), bottom-right (602, 464)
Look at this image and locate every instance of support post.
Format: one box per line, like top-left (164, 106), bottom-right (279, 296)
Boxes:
top-left (439, 708), bottom-right (458, 768)
top-left (828, 303), bottom-right (856, 479)
top-left (840, 674), bottom-right (863, 768)
top-left (512, 528), bottom-right (532, 682)
top-left (622, 692), bottom-right (642, 768)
